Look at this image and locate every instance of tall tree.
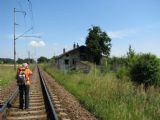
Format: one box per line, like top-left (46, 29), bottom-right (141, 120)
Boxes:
top-left (126, 45), bottom-right (136, 67)
top-left (127, 45), bottom-right (135, 59)
top-left (85, 26), bottom-right (111, 64)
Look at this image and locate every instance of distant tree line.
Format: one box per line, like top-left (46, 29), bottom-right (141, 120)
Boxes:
top-left (37, 56), bottom-right (49, 63)
top-left (0, 56), bottom-right (54, 64)
top-left (37, 56), bottom-right (56, 64)
top-left (0, 58), bottom-right (35, 64)
top-left (16, 58), bottom-right (36, 64)
top-left (0, 58), bottom-right (14, 64)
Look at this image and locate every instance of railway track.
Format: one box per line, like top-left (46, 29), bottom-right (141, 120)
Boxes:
top-left (0, 66), bottom-right (59, 120)
top-left (39, 70), bottom-right (70, 120)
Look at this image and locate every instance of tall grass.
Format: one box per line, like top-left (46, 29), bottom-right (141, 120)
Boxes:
top-left (0, 65), bottom-right (16, 87)
top-left (41, 64), bottom-right (160, 120)
top-left (0, 64), bottom-right (35, 87)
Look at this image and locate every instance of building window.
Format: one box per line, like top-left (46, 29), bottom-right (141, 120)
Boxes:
top-left (65, 59), bottom-right (69, 65)
top-left (66, 54), bottom-right (69, 57)
top-left (72, 59), bottom-right (76, 65)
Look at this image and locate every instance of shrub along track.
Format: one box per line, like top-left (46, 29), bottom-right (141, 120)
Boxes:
top-left (40, 68), bottom-right (97, 120)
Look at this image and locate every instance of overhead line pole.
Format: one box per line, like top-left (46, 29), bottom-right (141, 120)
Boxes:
top-left (13, 8), bottom-right (33, 70)
top-left (13, 8), bottom-right (27, 70)
top-left (13, 7), bottom-right (37, 70)
top-left (28, 51), bottom-right (30, 64)
top-left (14, 8), bottom-right (16, 70)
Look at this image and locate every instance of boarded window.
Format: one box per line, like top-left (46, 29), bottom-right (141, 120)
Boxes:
top-left (65, 59), bottom-right (69, 65)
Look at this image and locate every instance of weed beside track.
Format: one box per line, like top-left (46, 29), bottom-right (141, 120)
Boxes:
top-left (41, 64), bottom-right (160, 120)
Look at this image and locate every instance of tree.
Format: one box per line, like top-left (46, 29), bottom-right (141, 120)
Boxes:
top-left (0, 60), bottom-right (3, 64)
top-left (85, 26), bottom-right (111, 64)
top-left (49, 56), bottom-right (56, 63)
top-left (17, 58), bottom-right (24, 64)
top-left (16, 58), bottom-right (35, 64)
top-left (37, 56), bottom-right (49, 63)
top-left (130, 53), bottom-right (160, 87)
top-left (126, 45), bottom-right (136, 67)
top-left (0, 58), bottom-right (14, 64)
top-left (127, 45), bottom-right (135, 59)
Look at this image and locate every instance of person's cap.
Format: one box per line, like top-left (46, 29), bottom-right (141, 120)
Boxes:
top-left (22, 63), bottom-right (28, 68)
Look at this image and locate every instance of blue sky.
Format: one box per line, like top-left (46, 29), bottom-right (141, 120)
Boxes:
top-left (0, 0), bottom-right (160, 59)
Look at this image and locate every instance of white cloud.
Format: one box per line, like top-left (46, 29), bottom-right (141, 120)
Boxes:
top-left (108, 29), bottom-right (136, 39)
top-left (29, 40), bottom-right (46, 47)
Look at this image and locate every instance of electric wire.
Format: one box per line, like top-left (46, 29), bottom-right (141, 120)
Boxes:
top-left (27, 0), bottom-right (35, 33)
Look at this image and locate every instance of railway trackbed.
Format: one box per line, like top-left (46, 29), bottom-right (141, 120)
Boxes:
top-left (0, 66), bottom-right (96, 120)
top-left (0, 66), bottom-right (69, 120)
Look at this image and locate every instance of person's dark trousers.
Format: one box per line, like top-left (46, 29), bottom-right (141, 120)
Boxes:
top-left (25, 85), bottom-right (30, 109)
top-left (18, 84), bottom-right (30, 109)
top-left (19, 85), bottom-right (24, 109)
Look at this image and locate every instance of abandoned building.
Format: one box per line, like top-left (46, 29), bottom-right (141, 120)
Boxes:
top-left (55, 43), bottom-right (89, 71)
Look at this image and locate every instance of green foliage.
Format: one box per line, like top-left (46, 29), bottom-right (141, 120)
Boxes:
top-left (0, 65), bottom-right (16, 86)
top-left (16, 58), bottom-right (23, 64)
top-left (41, 64), bottom-right (160, 120)
top-left (100, 57), bottom-right (110, 73)
top-left (0, 60), bottom-right (4, 64)
top-left (0, 64), bottom-right (35, 87)
top-left (49, 56), bottom-right (56, 63)
top-left (0, 58), bottom-right (35, 64)
top-left (16, 58), bottom-right (35, 64)
top-left (107, 56), bottom-right (127, 71)
top-left (116, 67), bottom-right (129, 80)
top-left (37, 56), bottom-right (49, 63)
top-left (0, 58), bottom-right (14, 64)
top-left (127, 45), bottom-right (135, 59)
top-left (85, 26), bottom-right (111, 64)
top-left (130, 53), bottom-right (160, 86)
top-left (126, 45), bottom-right (137, 68)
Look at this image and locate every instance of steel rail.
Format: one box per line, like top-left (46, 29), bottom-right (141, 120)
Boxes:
top-left (38, 66), bottom-right (59, 120)
top-left (0, 65), bottom-right (36, 119)
top-left (0, 66), bottom-right (58, 120)
top-left (0, 87), bottom-right (18, 119)
top-left (0, 87), bottom-right (18, 111)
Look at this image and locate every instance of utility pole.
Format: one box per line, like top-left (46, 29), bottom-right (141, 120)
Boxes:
top-left (28, 51), bottom-right (30, 64)
top-left (13, 7), bottom-right (37, 70)
top-left (13, 8), bottom-right (28, 70)
top-left (14, 8), bottom-right (16, 70)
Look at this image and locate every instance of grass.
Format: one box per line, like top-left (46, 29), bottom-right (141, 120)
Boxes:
top-left (0, 65), bottom-right (17, 87)
top-left (41, 63), bottom-right (160, 120)
top-left (0, 64), bottom-right (35, 87)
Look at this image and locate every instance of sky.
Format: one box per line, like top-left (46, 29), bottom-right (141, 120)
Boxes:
top-left (0, 0), bottom-right (160, 59)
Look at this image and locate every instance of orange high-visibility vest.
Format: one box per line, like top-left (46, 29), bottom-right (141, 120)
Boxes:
top-left (24, 68), bottom-right (32, 79)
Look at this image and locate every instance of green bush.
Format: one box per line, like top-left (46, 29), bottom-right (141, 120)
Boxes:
top-left (41, 63), bottom-right (160, 120)
top-left (130, 53), bottom-right (160, 86)
top-left (116, 67), bottom-right (129, 80)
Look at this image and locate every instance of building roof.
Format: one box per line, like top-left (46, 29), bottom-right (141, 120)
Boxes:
top-left (55, 45), bottom-right (86, 59)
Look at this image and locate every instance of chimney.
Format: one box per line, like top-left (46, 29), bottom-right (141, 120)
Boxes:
top-left (63, 48), bottom-right (65, 54)
top-left (77, 43), bottom-right (79, 48)
top-left (73, 42), bottom-right (76, 49)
